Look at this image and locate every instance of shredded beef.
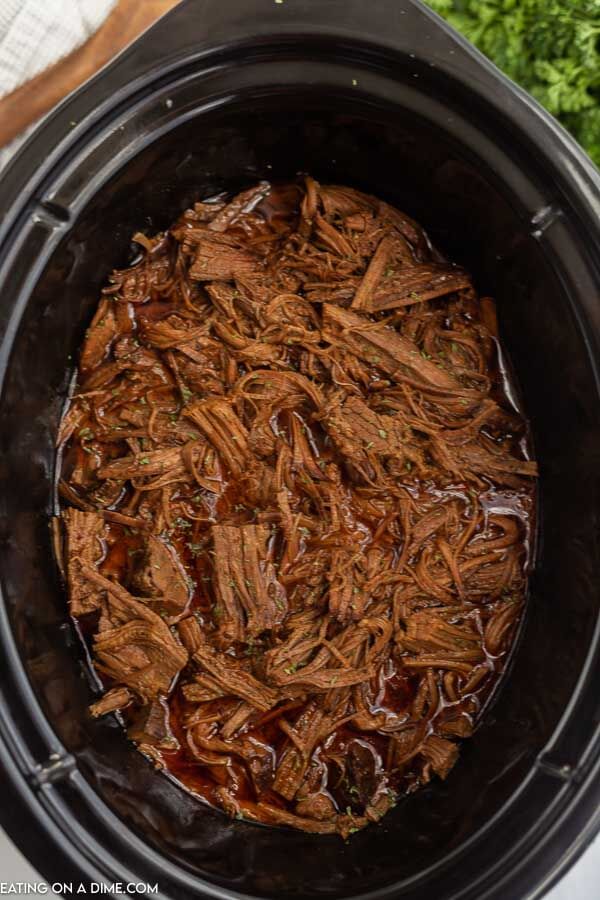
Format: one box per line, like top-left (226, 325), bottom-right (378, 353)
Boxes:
top-left (58, 177), bottom-right (536, 837)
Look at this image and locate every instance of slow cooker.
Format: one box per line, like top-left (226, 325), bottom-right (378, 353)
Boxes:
top-left (0, 1), bottom-right (599, 897)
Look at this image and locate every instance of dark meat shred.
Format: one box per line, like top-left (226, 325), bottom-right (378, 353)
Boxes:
top-left (63, 509), bottom-right (107, 616)
top-left (58, 176), bottom-right (537, 837)
top-left (212, 523), bottom-right (286, 641)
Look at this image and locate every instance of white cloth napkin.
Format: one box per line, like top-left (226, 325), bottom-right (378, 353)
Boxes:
top-left (0, 0), bottom-right (117, 170)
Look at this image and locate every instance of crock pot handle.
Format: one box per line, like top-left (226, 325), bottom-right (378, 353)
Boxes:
top-left (125, 0), bottom-right (465, 75)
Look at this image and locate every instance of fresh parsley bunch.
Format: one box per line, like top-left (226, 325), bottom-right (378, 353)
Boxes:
top-left (426, 0), bottom-right (600, 166)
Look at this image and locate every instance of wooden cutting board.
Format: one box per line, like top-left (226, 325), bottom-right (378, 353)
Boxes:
top-left (0, 0), bottom-right (181, 150)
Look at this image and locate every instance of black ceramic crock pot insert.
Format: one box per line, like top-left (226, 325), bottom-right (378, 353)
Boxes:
top-left (0, 1), bottom-right (600, 898)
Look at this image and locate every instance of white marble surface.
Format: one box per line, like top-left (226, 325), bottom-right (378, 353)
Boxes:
top-left (0, 823), bottom-right (597, 897)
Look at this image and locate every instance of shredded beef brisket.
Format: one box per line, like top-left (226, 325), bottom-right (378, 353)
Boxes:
top-left (58, 177), bottom-right (536, 837)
